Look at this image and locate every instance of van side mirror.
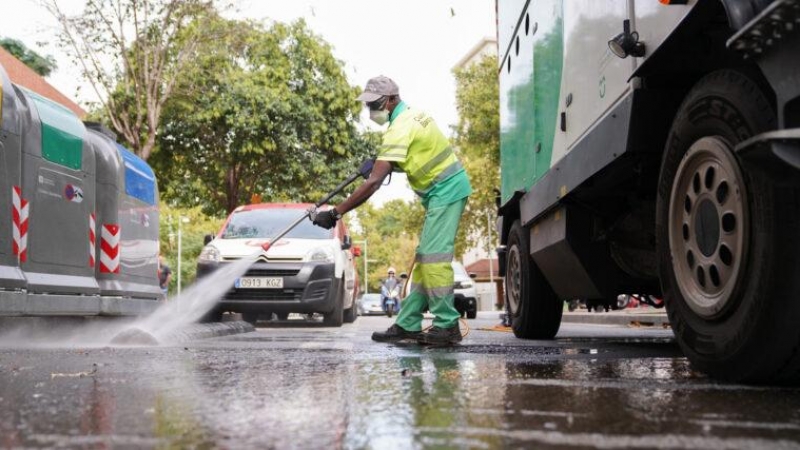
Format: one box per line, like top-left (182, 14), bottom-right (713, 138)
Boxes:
top-left (204, 234), bottom-right (214, 245)
top-left (342, 235), bottom-right (352, 250)
top-left (469, 272), bottom-right (477, 279)
top-left (352, 245), bottom-right (362, 257)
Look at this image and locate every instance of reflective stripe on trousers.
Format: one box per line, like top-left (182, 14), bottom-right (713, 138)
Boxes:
top-left (395, 197), bottom-right (468, 331)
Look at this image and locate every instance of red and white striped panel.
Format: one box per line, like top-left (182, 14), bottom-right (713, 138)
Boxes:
top-left (99, 224), bottom-right (120, 274)
top-left (89, 213), bottom-right (96, 268)
top-left (11, 186), bottom-right (29, 263)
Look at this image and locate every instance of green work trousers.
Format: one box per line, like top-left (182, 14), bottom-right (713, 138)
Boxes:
top-left (396, 197), bottom-right (468, 331)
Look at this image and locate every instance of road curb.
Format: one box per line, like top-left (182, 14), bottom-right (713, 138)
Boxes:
top-left (561, 311), bottom-right (671, 328)
top-left (475, 310), bottom-right (671, 328)
top-left (161, 321), bottom-right (255, 343)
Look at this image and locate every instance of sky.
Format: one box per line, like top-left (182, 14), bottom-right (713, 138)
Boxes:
top-left (0, 0), bottom-right (497, 205)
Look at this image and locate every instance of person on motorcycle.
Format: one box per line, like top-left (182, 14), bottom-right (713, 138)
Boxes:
top-left (311, 76), bottom-right (472, 346)
top-left (380, 268), bottom-right (401, 314)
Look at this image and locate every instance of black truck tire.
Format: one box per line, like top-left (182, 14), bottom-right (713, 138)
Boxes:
top-left (656, 69), bottom-right (800, 383)
top-left (505, 220), bottom-right (562, 339)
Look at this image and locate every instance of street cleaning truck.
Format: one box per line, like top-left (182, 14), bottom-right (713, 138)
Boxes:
top-left (496, 0), bottom-right (800, 383)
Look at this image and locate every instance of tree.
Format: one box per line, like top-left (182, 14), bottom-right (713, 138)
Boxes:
top-left (43, 0), bottom-right (216, 160)
top-left (158, 203), bottom-right (225, 291)
top-left (452, 54), bottom-right (500, 255)
top-left (151, 18), bottom-right (373, 215)
top-left (0, 38), bottom-right (57, 76)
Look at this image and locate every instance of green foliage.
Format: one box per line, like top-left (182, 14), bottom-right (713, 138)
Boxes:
top-left (452, 55), bottom-right (500, 253)
top-left (158, 203), bottom-right (225, 293)
top-left (0, 38), bottom-right (57, 76)
top-left (150, 17), bottom-right (373, 215)
top-left (44, 0), bottom-right (217, 160)
top-left (350, 199), bottom-right (423, 293)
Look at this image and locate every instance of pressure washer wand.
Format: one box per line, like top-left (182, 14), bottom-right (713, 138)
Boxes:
top-left (261, 159), bottom-right (375, 251)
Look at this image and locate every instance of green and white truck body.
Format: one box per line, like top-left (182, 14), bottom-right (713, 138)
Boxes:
top-left (496, 0), bottom-right (800, 383)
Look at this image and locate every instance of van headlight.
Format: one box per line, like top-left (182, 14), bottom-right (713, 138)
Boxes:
top-left (198, 246), bottom-right (221, 263)
top-left (306, 247), bottom-right (335, 263)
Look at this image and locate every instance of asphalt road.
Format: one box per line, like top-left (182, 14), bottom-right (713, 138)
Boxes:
top-left (1, 312), bottom-right (799, 449)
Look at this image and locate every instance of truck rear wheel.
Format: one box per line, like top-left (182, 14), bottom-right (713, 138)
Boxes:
top-left (505, 220), bottom-right (562, 339)
top-left (657, 69), bottom-right (800, 383)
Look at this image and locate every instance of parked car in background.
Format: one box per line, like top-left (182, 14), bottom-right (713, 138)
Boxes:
top-left (196, 203), bottom-right (358, 326)
top-left (357, 293), bottom-right (385, 316)
top-left (453, 262), bottom-right (478, 319)
top-left (403, 262), bottom-right (478, 319)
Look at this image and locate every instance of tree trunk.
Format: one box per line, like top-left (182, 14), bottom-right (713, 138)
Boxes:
top-left (226, 168), bottom-right (239, 213)
top-left (140, 132), bottom-right (157, 161)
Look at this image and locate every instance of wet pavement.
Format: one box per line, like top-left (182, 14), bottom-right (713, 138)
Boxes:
top-left (1, 313), bottom-right (800, 449)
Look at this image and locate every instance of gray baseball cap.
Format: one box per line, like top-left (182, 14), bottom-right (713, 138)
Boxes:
top-left (356, 76), bottom-right (399, 102)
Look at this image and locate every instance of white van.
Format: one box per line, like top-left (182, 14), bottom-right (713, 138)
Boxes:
top-left (197, 203), bottom-right (358, 326)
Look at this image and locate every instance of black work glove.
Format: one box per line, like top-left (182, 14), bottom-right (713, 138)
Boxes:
top-left (312, 209), bottom-right (340, 230)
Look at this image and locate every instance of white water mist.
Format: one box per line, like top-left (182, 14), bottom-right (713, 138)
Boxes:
top-left (0, 250), bottom-right (261, 347)
top-left (131, 251), bottom-right (261, 341)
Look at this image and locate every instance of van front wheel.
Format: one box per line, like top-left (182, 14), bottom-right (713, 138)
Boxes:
top-left (323, 280), bottom-right (345, 327)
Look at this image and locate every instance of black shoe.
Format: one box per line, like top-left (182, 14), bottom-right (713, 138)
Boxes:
top-left (372, 324), bottom-right (422, 343)
top-left (417, 325), bottom-right (462, 346)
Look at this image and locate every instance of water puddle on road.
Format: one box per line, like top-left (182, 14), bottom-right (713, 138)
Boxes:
top-left (0, 252), bottom-right (260, 348)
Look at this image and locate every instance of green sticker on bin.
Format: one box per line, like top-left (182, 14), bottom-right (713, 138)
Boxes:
top-left (25, 89), bottom-right (84, 170)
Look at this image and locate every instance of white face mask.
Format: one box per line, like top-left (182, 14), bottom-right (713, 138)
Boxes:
top-left (370, 109), bottom-right (389, 125)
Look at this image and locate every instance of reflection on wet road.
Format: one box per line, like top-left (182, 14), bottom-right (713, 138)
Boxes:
top-left (1, 315), bottom-right (799, 448)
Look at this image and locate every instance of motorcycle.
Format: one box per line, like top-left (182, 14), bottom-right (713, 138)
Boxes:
top-left (383, 287), bottom-right (400, 318)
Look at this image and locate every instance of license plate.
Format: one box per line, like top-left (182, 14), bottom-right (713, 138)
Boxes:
top-left (235, 277), bottom-right (283, 289)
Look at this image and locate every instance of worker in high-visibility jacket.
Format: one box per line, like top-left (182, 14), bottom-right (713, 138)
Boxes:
top-left (313, 75), bottom-right (472, 346)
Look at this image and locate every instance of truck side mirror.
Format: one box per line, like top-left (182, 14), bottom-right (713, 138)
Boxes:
top-left (204, 234), bottom-right (214, 245)
top-left (342, 235), bottom-right (352, 250)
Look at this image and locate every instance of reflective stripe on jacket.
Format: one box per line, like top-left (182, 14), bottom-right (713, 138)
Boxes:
top-left (376, 107), bottom-right (461, 194)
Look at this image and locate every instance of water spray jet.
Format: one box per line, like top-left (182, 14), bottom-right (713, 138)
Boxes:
top-left (109, 327), bottom-right (160, 346)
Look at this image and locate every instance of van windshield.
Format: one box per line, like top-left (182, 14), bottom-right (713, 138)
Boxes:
top-left (221, 208), bottom-right (333, 240)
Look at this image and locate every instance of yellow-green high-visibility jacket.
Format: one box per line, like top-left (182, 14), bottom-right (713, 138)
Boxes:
top-left (376, 103), bottom-right (467, 198)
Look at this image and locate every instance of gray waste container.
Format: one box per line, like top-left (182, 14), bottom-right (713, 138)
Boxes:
top-left (90, 124), bottom-right (161, 311)
top-left (0, 59), bottom-right (161, 316)
top-left (0, 61), bottom-right (26, 313)
top-left (20, 90), bottom-right (98, 290)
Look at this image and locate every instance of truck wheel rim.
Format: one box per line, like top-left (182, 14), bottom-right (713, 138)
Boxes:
top-left (507, 244), bottom-right (522, 316)
top-left (668, 136), bottom-right (748, 318)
